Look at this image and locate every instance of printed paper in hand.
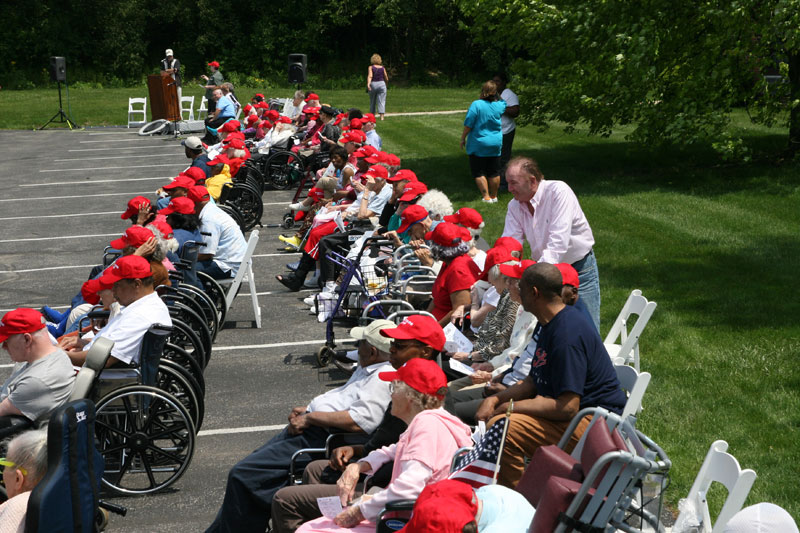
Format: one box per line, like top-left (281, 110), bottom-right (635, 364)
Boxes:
top-left (443, 322), bottom-right (474, 353)
top-left (317, 496), bottom-right (344, 518)
top-left (449, 358), bottom-right (476, 375)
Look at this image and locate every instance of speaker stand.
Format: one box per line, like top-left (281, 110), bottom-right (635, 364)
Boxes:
top-left (40, 82), bottom-right (77, 130)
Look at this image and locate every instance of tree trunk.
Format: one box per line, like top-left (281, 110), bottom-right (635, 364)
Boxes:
top-left (788, 49), bottom-right (800, 154)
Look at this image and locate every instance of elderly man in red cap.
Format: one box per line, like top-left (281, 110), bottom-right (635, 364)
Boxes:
top-left (0, 308), bottom-right (75, 429)
top-left (59, 255), bottom-right (172, 368)
top-left (201, 60), bottom-right (224, 113)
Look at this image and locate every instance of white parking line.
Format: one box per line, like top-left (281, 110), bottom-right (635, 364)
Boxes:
top-left (0, 191), bottom-right (151, 202)
top-left (213, 339), bottom-right (353, 352)
top-left (0, 234), bottom-right (116, 244)
top-left (86, 132), bottom-right (140, 135)
top-left (0, 264), bottom-right (97, 273)
top-left (252, 253), bottom-right (301, 258)
top-left (0, 305), bottom-right (69, 313)
top-left (54, 153), bottom-right (180, 162)
top-left (69, 146), bottom-right (181, 152)
top-left (236, 292), bottom-right (273, 297)
top-left (21, 177), bottom-right (167, 187)
top-left (80, 139), bottom-right (167, 143)
top-left (198, 424), bottom-right (284, 437)
top-left (40, 163), bottom-right (186, 172)
top-left (0, 211), bottom-right (118, 221)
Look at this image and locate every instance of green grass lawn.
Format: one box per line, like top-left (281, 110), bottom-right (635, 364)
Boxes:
top-left (0, 85), bottom-right (475, 129)
top-left (3, 87), bottom-right (799, 522)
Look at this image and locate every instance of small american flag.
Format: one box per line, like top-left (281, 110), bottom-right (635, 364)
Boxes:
top-left (449, 417), bottom-right (508, 488)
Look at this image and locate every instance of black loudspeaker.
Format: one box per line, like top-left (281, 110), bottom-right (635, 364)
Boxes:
top-left (288, 53), bottom-right (307, 84)
top-left (50, 56), bottom-right (66, 82)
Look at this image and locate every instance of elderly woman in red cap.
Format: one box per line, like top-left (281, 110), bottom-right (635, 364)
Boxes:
top-left (295, 354), bottom-right (472, 533)
top-left (425, 222), bottom-right (482, 326)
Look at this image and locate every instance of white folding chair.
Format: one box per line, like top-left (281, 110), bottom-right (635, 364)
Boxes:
top-left (180, 95), bottom-right (196, 120)
top-left (197, 96), bottom-right (208, 120)
top-left (217, 230), bottom-right (261, 328)
top-left (604, 289), bottom-right (657, 371)
top-left (674, 440), bottom-right (757, 533)
top-left (614, 363), bottom-right (651, 419)
top-left (127, 97), bottom-right (147, 128)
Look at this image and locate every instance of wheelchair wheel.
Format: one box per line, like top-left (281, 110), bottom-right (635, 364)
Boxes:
top-left (95, 385), bottom-right (195, 495)
top-left (138, 119), bottom-right (170, 136)
top-left (178, 286), bottom-right (219, 341)
top-left (196, 272), bottom-right (227, 326)
top-left (161, 343), bottom-right (205, 394)
top-left (169, 318), bottom-right (209, 369)
top-left (218, 203), bottom-right (247, 234)
top-left (226, 184), bottom-right (263, 232)
top-left (168, 303), bottom-right (213, 363)
top-left (316, 345), bottom-right (334, 368)
top-left (282, 213), bottom-right (296, 230)
top-left (156, 362), bottom-right (204, 431)
top-left (266, 151), bottom-right (304, 190)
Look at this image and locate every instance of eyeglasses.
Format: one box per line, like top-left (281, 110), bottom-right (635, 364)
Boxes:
top-left (0, 458), bottom-right (27, 475)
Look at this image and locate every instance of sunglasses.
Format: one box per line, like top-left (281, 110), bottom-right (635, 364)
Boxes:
top-left (0, 458), bottom-right (27, 475)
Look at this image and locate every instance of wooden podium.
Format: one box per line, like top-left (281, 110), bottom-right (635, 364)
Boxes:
top-left (147, 74), bottom-right (180, 121)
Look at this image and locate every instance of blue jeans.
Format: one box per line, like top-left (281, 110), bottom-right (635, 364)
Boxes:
top-left (205, 425), bottom-right (330, 533)
top-left (196, 260), bottom-right (232, 280)
top-left (572, 249), bottom-right (601, 333)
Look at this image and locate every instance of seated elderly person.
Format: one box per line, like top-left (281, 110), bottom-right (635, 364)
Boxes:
top-left (194, 186), bottom-right (248, 280)
top-left (295, 358), bottom-right (473, 533)
top-left (286, 146), bottom-right (355, 216)
top-left (282, 89), bottom-right (307, 119)
top-left (60, 255), bottom-right (172, 368)
top-left (445, 207), bottom-right (487, 271)
top-left (270, 315), bottom-right (447, 532)
top-left (383, 204), bottom-right (433, 247)
top-left (376, 169), bottom-right (418, 232)
top-left (424, 222), bottom-right (481, 326)
top-left (0, 429), bottom-right (48, 530)
top-left (0, 309), bottom-right (74, 432)
top-left (202, 88), bottom-right (237, 144)
top-left (275, 165), bottom-right (391, 293)
top-left (205, 322), bottom-right (396, 533)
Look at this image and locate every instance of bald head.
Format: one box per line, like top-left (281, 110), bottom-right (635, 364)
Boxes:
top-left (521, 263), bottom-right (563, 300)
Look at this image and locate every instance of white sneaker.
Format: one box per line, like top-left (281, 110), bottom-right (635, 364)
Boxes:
top-left (303, 294), bottom-right (317, 306)
top-left (491, 197), bottom-right (499, 203)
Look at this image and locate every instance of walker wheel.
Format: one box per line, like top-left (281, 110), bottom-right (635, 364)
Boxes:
top-left (282, 214), bottom-right (295, 229)
top-left (316, 346), bottom-right (334, 367)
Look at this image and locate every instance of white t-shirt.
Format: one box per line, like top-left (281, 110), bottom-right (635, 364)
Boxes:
top-left (500, 88), bottom-right (519, 135)
top-left (199, 202), bottom-right (248, 275)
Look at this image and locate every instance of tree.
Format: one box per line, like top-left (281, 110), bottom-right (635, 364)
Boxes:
top-left (458, 0), bottom-right (800, 154)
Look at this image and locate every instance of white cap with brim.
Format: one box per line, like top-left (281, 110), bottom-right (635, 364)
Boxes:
top-left (166, 49), bottom-right (174, 56)
top-left (349, 319), bottom-right (395, 353)
top-left (181, 136), bottom-right (204, 151)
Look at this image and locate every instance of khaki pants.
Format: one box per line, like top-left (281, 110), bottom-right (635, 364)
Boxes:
top-left (490, 413), bottom-right (591, 488)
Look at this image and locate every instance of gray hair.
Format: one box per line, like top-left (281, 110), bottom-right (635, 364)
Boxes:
top-left (417, 190), bottom-right (453, 221)
top-left (6, 429), bottom-right (48, 485)
top-left (294, 90), bottom-right (305, 100)
top-left (429, 239), bottom-right (472, 261)
top-left (394, 381), bottom-right (444, 410)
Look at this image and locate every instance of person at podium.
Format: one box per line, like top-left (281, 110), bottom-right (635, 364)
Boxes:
top-left (160, 48), bottom-right (182, 100)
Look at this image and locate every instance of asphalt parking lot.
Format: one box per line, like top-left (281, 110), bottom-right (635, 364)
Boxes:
top-left (0, 128), bottom-right (353, 532)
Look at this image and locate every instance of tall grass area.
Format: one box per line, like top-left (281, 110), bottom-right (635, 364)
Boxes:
top-left (2, 87), bottom-right (798, 520)
top-left (376, 113), bottom-right (800, 521)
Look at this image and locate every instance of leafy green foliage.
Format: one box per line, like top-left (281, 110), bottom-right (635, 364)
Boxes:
top-left (458, 0), bottom-right (800, 152)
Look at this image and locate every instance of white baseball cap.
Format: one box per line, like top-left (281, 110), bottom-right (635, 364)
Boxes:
top-left (349, 319), bottom-right (395, 353)
top-left (165, 49), bottom-right (174, 56)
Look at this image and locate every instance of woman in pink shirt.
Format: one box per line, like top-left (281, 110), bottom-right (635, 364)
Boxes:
top-left (296, 359), bottom-right (472, 532)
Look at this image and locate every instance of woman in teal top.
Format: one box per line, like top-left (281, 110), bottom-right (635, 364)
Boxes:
top-left (461, 81), bottom-right (506, 203)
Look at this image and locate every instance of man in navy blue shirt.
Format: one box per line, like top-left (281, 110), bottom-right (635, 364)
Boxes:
top-left (476, 262), bottom-right (625, 487)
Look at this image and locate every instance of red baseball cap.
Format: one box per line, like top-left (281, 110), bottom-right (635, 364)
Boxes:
top-left (208, 61), bottom-right (220, 68)
top-left (480, 246), bottom-right (517, 281)
top-left (98, 255), bottom-right (153, 285)
top-left (555, 263), bottom-right (580, 288)
top-left (365, 165), bottom-right (388, 180)
top-left (302, 106), bottom-right (320, 114)
top-left (348, 118), bottom-right (363, 130)
top-left (398, 181), bottom-right (428, 202)
top-left (444, 207), bottom-right (484, 230)
top-left (163, 175), bottom-right (195, 190)
top-left (498, 259), bottom-right (537, 279)
top-left (0, 308), bottom-right (46, 343)
top-left (399, 480), bottom-right (477, 533)
top-left (353, 145), bottom-right (379, 159)
top-left (278, 115), bottom-right (292, 124)
top-left (109, 225), bottom-right (154, 249)
top-left (424, 222), bottom-right (471, 247)
top-left (218, 120), bottom-right (241, 133)
top-left (120, 196), bottom-right (152, 220)
top-left (160, 196), bottom-right (196, 215)
top-left (387, 169), bottom-right (418, 183)
top-left (379, 357), bottom-right (447, 398)
top-left (363, 113), bottom-right (376, 123)
top-left (385, 153), bottom-right (401, 166)
top-left (333, 112), bottom-right (347, 126)
top-left (223, 137), bottom-right (245, 150)
top-left (397, 204), bottom-right (429, 234)
top-left (365, 151), bottom-right (388, 164)
top-left (304, 93), bottom-right (319, 102)
top-left (256, 101), bottom-right (269, 109)
top-left (182, 167), bottom-right (207, 183)
top-left (80, 277), bottom-right (111, 305)
top-left (266, 109), bottom-right (280, 121)
top-left (246, 114), bottom-right (259, 125)
top-left (207, 153), bottom-right (232, 167)
top-left (494, 236), bottom-right (523, 255)
top-left (379, 314), bottom-right (446, 352)
top-left (243, 104), bottom-right (253, 114)
top-left (188, 185), bottom-right (210, 203)
top-left (254, 93), bottom-right (264, 99)
top-left (149, 219), bottom-right (174, 238)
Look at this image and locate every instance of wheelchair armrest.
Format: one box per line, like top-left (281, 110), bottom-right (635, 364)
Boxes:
top-left (383, 500), bottom-right (416, 512)
top-left (325, 432), bottom-right (370, 454)
top-left (86, 309), bottom-right (110, 320)
top-left (0, 415), bottom-right (34, 440)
